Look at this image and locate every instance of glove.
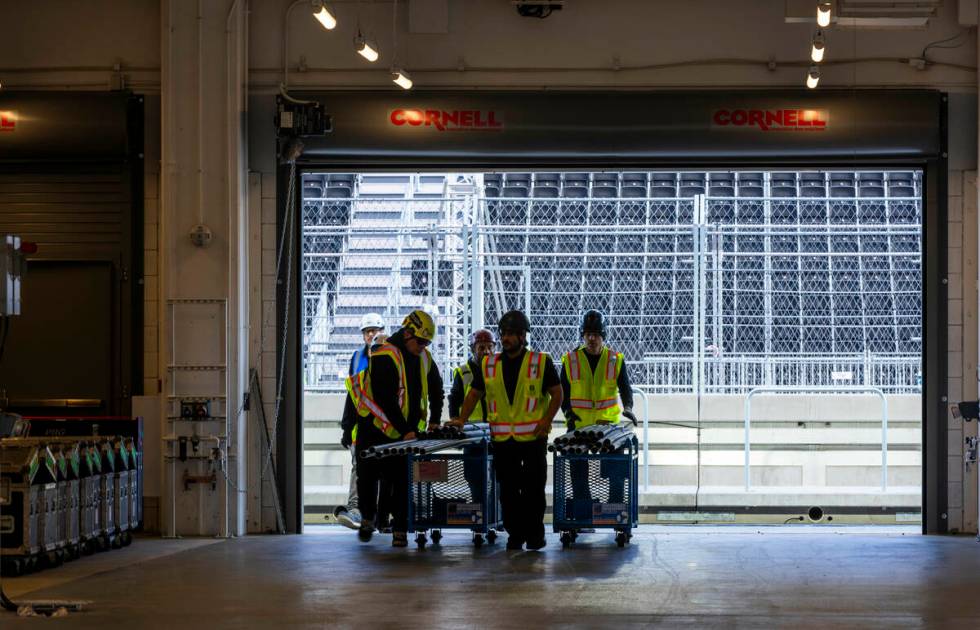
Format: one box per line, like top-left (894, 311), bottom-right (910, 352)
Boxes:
top-left (565, 411), bottom-right (579, 431)
top-left (340, 428), bottom-right (353, 449)
top-left (623, 409), bottom-right (638, 426)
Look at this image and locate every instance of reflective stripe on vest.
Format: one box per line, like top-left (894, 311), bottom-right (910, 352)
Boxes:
top-left (454, 362), bottom-right (484, 421)
top-left (355, 344), bottom-right (431, 439)
top-left (562, 346), bottom-right (622, 427)
top-left (482, 351), bottom-right (550, 442)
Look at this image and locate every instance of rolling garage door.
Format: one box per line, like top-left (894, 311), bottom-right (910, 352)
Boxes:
top-left (0, 93), bottom-right (143, 416)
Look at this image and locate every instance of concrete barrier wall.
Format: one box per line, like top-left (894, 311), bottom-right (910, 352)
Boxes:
top-left (303, 393), bottom-right (921, 509)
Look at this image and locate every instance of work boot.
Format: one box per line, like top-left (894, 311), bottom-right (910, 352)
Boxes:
top-left (357, 518), bottom-right (376, 543)
top-left (334, 506), bottom-right (361, 530)
top-left (392, 532), bottom-right (408, 548)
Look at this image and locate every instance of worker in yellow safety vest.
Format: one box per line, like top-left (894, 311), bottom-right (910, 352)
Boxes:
top-left (335, 312), bottom-right (386, 530)
top-left (346, 309), bottom-right (443, 547)
top-left (560, 309), bottom-right (636, 507)
top-left (452, 310), bottom-right (562, 551)
top-left (449, 328), bottom-right (497, 501)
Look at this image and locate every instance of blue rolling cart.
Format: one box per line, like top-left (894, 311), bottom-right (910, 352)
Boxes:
top-left (406, 439), bottom-right (501, 549)
top-left (552, 435), bottom-right (639, 547)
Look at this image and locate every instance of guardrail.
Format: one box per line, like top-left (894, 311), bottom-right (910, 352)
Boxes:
top-left (743, 386), bottom-right (889, 492)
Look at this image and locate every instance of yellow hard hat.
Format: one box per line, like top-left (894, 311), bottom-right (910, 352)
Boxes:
top-left (402, 309), bottom-right (436, 342)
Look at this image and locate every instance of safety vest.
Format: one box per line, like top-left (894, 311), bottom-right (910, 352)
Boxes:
top-left (347, 343), bottom-right (430, 440)
top-left (344, 346), bottom-right (371, 444)
top-left (482, 351), bottom-right (550, 442)
top-left (453, 361), bottom-right (485, 421)
top-left (562, 346), bottom-right (623, 427)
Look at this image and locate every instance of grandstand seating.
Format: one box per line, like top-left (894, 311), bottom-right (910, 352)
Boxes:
top-left (302, 170), bottom-right (922, 392)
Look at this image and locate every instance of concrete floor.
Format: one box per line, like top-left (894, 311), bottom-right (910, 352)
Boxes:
top-left (3, 527), bottom-right (980, 628)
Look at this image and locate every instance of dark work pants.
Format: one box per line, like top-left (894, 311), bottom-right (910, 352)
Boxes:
top-left (462, 445), bottom-right (485, 503)
top-left (355, 446), bottom-right (408, 533)
top-left (570, 459), bottom-right (592, 503)
top-left (571, 459), bottom-right (625, 504)
top-left (493, 438), bottom-right (548, 545)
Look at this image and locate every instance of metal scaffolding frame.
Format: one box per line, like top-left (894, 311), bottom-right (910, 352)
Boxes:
top-left (300, 170), bottom-right (922, 396)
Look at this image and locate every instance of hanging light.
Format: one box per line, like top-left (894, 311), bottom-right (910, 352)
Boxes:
top-left (312, 0), bottom-right (337, 30)
top-left (391, 68), bottom-right (413, 90)
top-left (810, 30), bottom-right (826, 63)
top-left (355, 36), bottom-right (380, 62)
top-left (816, 2), bottom-right (832, 28)
top-left (806, 65), bottom-right (820, 89)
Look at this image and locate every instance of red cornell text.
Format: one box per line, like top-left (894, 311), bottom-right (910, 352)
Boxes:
top-left (0, 111), bottom-right (16, 132)
top-left (390, 109), bottom-right (504, 131)
top-left (712, 109), bottom-right (829, 132)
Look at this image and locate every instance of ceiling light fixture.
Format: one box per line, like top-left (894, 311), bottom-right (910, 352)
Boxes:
top-left (355, 36), bottom-right (379, 62)
top-left (816, 2), bottom-right (832, 28)
top-left (806, 65), bottom-right (820, 89)
top-left (312, 0), bottom-right (337, 30)
top-left (810, 30), bottom-right (826, 63)
top-left (391, 68), bottom-right (413, 90)
top-left (389, 0), bottom-right (412, 89)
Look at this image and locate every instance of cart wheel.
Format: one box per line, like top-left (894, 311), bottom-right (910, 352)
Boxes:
top-left (560, 532), bottom-right (572, 548)
top-left (570, 530), bottom-right (579, 542)
top-left (122, 531), bottom-right (133, 546)
top-left (431, 530), bottom-right (442, 544)
top-left (416, 533), bottom-right (427, 549)
top-left (473, 533), bottom-right (484, 547)
top-left (487, 530), bottom-right (498, 544)
top-left (615, 532), bottom-right (627, 547)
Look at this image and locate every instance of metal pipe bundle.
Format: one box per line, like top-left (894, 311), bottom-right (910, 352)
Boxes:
top-left (420, 423), bottom-right (489, 441)
top-left (359, 435), bottom-right (486, 459)
top-left (550, 423), bottom-right (633, 455)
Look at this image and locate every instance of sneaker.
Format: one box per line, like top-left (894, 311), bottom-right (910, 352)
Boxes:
top-left (336, 508), bottom-right (360, 530)
top-left (357, 520), bottom-right (375, 543)
top-left (392, 532), bottom-right (408, 547)
top-left (525, 538), bottom-right (547, 551)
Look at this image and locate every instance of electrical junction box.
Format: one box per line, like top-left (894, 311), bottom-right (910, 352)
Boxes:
top-left (276, 96), bottom-right (331, 138)
top-left (180, 400), bottom-right (212, 420)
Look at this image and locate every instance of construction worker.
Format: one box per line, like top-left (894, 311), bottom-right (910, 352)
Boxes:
top-left (560, 310), bottom-right (636, 506)
top-left (336, 313), bottom-right (386, 530)
top-left (347, 309), bottom-right (443, 547)
top-left (448, 328), bottom-right (497, 501)
top-left (453, 310), bottom-right (562, 551)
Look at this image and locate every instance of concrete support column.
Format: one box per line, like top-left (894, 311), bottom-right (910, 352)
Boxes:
top-left (160, 0), bottom-right (249, 536)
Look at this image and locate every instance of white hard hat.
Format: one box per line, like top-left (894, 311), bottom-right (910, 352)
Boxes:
top-left (360, 312), bottom-right (385, 331)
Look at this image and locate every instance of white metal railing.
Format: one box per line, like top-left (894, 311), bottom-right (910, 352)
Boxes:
top-left (743, 386), bottom-right (890, 492)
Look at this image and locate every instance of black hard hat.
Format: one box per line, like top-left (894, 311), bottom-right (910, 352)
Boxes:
top-left (498, 310), bottom-right (531, 335)
top-left (580, 309), bottom-right (607, 338)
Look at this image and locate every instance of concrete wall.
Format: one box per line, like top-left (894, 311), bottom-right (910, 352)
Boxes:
top-left (304, 393), bottom-right (922, 512)
top-left (1, 0), bottom-right (977, 533)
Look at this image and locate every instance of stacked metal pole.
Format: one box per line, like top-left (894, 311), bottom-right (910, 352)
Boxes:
top-left (359, 423), bottom-right (490, 459)
top-left (549, 424), bottom-right (633, 455)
